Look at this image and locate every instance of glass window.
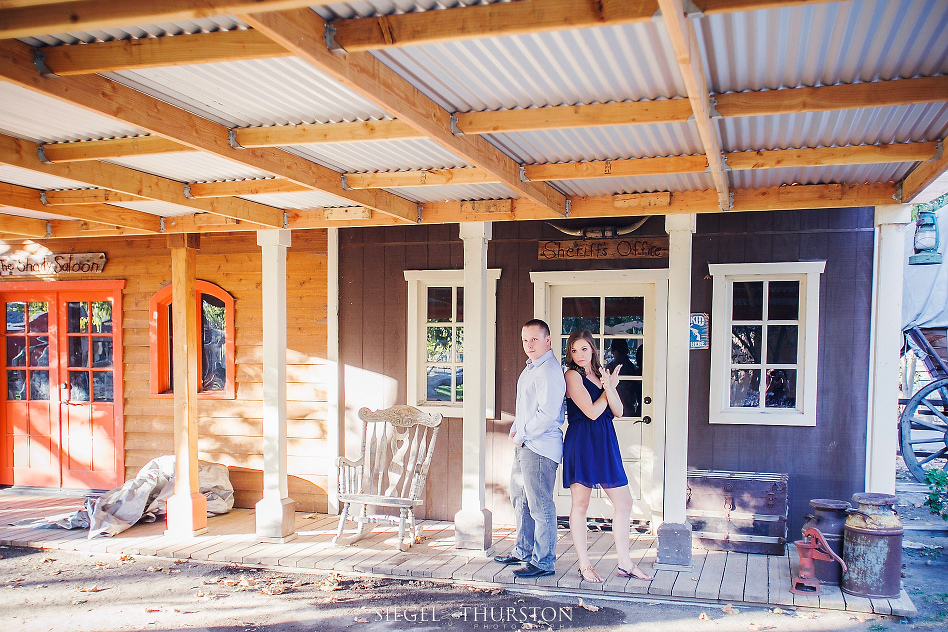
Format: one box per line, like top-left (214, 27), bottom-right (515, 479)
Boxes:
top-left (425, 286), bottom-right (463, 403)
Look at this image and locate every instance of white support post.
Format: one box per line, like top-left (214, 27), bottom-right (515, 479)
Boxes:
top-left (326, 227), bottom-right (342, 515)
top-left (656, 213), bottom-right (696, 570)
top-left (866, 205), bottom-right (913, 493)
top-left (455, 221), bottom-right (493, 552)
top-left (255, 229), bottom-right (296, 541)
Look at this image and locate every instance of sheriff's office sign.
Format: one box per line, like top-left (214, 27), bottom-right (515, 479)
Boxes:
top-left (538, 237), bottom-right (669, 261)
top-left (0, 253), bottom-right (107, 276)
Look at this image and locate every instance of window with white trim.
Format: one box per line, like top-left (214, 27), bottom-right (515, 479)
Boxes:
top-left (404, 270), bottom-right (501, 417)
top-left (708, 262), bottom-right (825, 426)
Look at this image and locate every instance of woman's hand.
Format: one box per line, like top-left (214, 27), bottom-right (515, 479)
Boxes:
top-left (602, 365), bottom-right (622, 391)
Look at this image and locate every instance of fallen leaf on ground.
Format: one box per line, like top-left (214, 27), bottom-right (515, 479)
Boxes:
top-left (71, 599), bottom-right (87, 605)
top-left (120, 555), bottom-right (134, 563)
top-left (796, 612), bottom-right (817, 619)
top-left (699, 612), bottom-right (712, 620)
top-left (722, 604), bottom-right (739, 614)
top-left (577, 598), bottom-right (599, 612)
top-left (771, 607), bottom-right (786, 614)
top-left (748, 624), bottom-right (776, 631)
top-left (353, 616), bottom-right (369, 623)
top-left (490, 588), bottom-right (505, 595)
top-left (290, 580), bottom-right (306, 587)
top-left (43, 558), bottom-right (57, 563)
top-left (260, 584), bottom-right (285, 595)
top-left (194, 591), bottom-right (219, 599)
top-left (146, 608), bottom-right (161, 613)
top-left (78, 585), bottom-right (108, 592)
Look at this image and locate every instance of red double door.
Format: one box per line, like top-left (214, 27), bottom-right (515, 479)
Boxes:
top-left (0, 282), bottom-right (124, 490)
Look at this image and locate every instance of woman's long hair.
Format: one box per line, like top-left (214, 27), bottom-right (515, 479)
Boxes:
top-left (565, 329), bottom-right (603, 379)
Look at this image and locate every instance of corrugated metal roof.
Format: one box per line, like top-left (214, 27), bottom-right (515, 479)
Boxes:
top-left (288, 138), bottom-right (469, 172)
top-left (698, 0), bottom-right (948, 94)
top-left (551, 174), bottom-right (715, 198)
top-left (730, 163), bottom-right (914, 190)
top-left (316, 1), bottom-right (507, 21)
top-left (20, 16), bottom-right (248, 47)
top-left (108, 200), bottom-right (196, 217)
top-left (719, 104), bottom-right (948, 152)
top-left (375, 21), bottom-right (683, 112)
top-left (107, 57), bottom-right (392, 129)
top-left (0, 204), bottom-right (72, 221)
top-left (0, 82), bottom-right (143, 143)
top-left (105, 152), bottom-right (271, 183)
top-left (484, 123), bottom-right (704, 165)
top-left (0, 165), bottom-right (92, 190)
top-left (239, 189), bottom-right (361, 210)
top-left (388, 182), bottom-right (518, 203)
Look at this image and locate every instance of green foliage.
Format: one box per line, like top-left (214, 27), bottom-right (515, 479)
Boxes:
top-left (868, 623), bottom-right (887, 631)
top-left (924, 469), bottom-right (948, 520)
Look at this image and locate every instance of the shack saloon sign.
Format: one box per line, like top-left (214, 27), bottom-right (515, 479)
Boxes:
top-left (0, 253), bottom-right (107, 276)
top-left (539, 237), bottom-right (669, 261)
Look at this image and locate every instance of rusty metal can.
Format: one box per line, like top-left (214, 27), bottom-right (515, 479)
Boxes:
top-left (802, 498), bottom-right (849, 585)
top-left (841, 493), bottom-right (903, 599)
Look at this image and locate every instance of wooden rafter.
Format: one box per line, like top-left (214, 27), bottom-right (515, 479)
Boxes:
top-left (41, 188), bottom-right (143, 204)
top-left (900, 139), bottom-right (948, 203)
top-left (185, 179), bottom-right (308, 198)
top-left (0, 211), bottom-right (47, 237)
top-left (0, 133), bottom-right (283, 226)
top-left (40, 136), bottom-right (189, 162)
top-left (0, 181), bottom-right (162, 231)
top-left (38, 29), bottom-right (289, 76)
top-left (329, 0), bottom-right (836, 52)
top-left (657, 0), bottom-right (730, 210)
top-left (0, 0), bottom-right (334, 39)
top-left (241, 9), bottom-right (568, 217)
top-left (344, 168), bottom-right (499, 190)
top-left (233, 120), bottom-right (420, 147)
top-left (0, 39), bottom-right (418, 224)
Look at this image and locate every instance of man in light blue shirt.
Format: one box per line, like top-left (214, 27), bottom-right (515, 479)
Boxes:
top-left (494, 319), bottom-right (566, 578)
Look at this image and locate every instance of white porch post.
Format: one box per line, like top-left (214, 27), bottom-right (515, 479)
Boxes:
top-left (166, 233), bottom-right (207, 536)
top-left (255, 229), bottom-right (297, 541)
top-left (326, 227), bottom-right (342, 515)
top-left (455, 221), bottom-right (493, 552)
top-left (866, 205), bottom-right (913, 493)
top-left (655, 213), bottom-right (696, 570)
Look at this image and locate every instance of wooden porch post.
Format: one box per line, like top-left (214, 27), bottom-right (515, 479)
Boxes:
top-left (455, 221), bottom-right (493, 552)
top-left (255, 229), bottom-right (297, 541)
top-left (165, 233), bottom-right (207, 536)
top-left (655, 213), bottom-right (696, 570)
top-left (866, 205), bottom-right (912, 493)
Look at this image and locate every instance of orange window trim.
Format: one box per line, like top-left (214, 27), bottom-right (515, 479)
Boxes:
top-left (149, 280), bottom-right (235, 399)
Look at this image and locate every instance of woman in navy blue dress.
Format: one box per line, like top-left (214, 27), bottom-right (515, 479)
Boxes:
top-left (563, 329), bottom-right (653, 583)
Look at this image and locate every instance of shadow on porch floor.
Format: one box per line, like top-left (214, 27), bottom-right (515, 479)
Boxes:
top-left (0, 494), bottom-right (916, 618)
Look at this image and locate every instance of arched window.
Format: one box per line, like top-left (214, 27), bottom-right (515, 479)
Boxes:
top-left (149, 281), bottom-right (235, 399)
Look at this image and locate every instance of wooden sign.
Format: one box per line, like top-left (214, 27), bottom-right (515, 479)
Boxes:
top-left (538, 237), bottom-right (669, 261)
top-left (0, 252), bottom-right (107, 276)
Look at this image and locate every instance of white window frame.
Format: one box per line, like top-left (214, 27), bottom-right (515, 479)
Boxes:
top-left (708, 261), bottom-right (825, 426)
top-left (404, 269), bottom-right (501, 418)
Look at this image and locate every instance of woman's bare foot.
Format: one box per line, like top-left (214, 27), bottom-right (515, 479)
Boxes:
top-left (617, 565), bottom-right (654, 581)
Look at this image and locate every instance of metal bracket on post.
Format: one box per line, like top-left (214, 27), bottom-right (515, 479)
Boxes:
top-left (933, 141), bottom-right (944, 162)
top-left (340, 174), bottom-right (351, 190)
top-left (36, 144), bottom-right (51, 164)
top-left (324, 23), bottom-right (346, 54)
top-left (683, 0), bottom-right (705, 18)
top-left (417, 205), bottom-right (423, 224)
top-left (32, 48), bottom-right (58, 78)
top-left (228, 129), bottom-right (245, 150)
top-left (705, 153), bottom-right (731, 173)
top-left (519, 165), bottom-right (530, 182)
top-left (160, 217), bottom-right (166, 233)
top-left (45, 222), bottom-right (52, 239)
top-left (284, 212), bottom-right (289, 229)
top-left (893, 182), bottom-right (903, 203)
top-left (564, 199), bottom-right (572, 218)
top-left (450, 115), bottom-right (464, 136)
top-left (183, 183), bottom-right (194, 199)
top-left (39, 191), bottom-right (49, 206)
top-left (719, 191), bottom-right (735, 212)
top-left (708, 96), bottom-right (723, 119)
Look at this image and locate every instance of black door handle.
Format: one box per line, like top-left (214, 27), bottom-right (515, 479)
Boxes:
top-left (643, 396), bottom-right (652, 405)
top-left (634, 416), bottom-right (652, 425)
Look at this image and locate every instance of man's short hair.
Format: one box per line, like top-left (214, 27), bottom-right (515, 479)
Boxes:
top-left (523, 319), bottom-right (551, 337)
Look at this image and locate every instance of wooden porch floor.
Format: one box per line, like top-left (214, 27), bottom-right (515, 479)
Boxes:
top-left (0, 494), bottom-right (916, 618)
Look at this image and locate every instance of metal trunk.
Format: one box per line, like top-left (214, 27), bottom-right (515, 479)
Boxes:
top-left (841, 493), bottom-right (903, 599)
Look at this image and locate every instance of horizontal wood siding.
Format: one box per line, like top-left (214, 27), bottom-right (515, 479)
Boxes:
top-left (0, 232), bottom-right (331, 512)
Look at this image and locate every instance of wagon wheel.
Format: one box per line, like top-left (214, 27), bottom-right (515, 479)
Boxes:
top-left (900, 376), bottom-right (948, 483)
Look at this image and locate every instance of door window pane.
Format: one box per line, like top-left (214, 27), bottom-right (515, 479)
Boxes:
top-left (767, 325), bottom-right (798, 364)
top-left (91, 301), bottom-right (112, 333)
top-left (455, 327), bottom-right (463, 362)
top-left (455, 368), bottom-right (463, 402)
top-left (765, 369), bottom-right (796, 408)
top-left (731, 325), bottom-right (761, 364)
top-left (69, 337), bottom-right (89, 367)
top-left (28, 336), bottom-right (48, 367)
top-left (7, 370), bottom-right (25, 400)
top-left (768, 281), bottom-right (800, 320)
top-left (6, 302), bottom-right (25, 333)
top-left (605, 338), bottom-right (643, 418)
top-left (93, 372), bottom-right (113, 402)
top-left (604, 296), bottom-right (644, 335)
top-left (28, 302), bottom-right (48, 333)
top-left (6, 336), bottom-right (25, 366)
top-left (426, 287), bottom-right (452, 322)
top-left (562, 297), bottom-right (600, 333)
top-left (730, 369), bottom-right (760, 407)
top-left (69, 371), bottom-right (89, 402)
top-left (456, 288), bottom-right (464, 323)
top-left (732, 281), bottom-right (763, 320)
top-left (201, 294), bottom-right (225, 392)
top-left (30, 370), bottom-right (49, 401)
top-left (92, 338), bottom-right (113, 368)
top-left (68, 302), bottom-right (89, 333)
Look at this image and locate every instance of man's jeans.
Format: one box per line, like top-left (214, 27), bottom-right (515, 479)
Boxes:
top-left (510, 446), bottom-right (558, 571)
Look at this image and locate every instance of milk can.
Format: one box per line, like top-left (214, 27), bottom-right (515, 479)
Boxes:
top-left (801, 498), bottom-right (849, 585)
top-left (841, 493), bottom-right (903, 599)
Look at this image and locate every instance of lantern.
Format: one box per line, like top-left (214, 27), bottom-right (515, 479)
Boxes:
top-left (909, 211), bottom-right (942, 265)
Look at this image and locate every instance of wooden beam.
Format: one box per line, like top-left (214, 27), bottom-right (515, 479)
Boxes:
top-left (39, 29), bottom-right (289, 76)
top-left (525, 155), bottom-right (709, 181)
top-left (901, 140), bottom-right (948, 203)
top-left (234, 120), bottom-right (422, 147)
top-left (0, 212), bottom-right (47, 237)
top-left (732, 182), bottom-right (897, 211)
top-left (242, 9), bottom-right (567, 217)
top-left (0, 181), bottom-right (161, 230)
top-left (40, 136), bottom-right (189, 162)
top-left (0, 133), bottom-right (286, 227)
top-left (344, 168), bottom-right (498, 189)
top-left (657, 0), bottom-right (730, 210)
top-left (185, 178), bottom-right (308, 198)
top-left (715, 76), bottom-right (948, 118)
top-left (40, 188), bottom-right (143, 205)
top-left (726, 142), bottom-right (941, 170)
top-left (0, 0), bottom-right (333, 39)
top-left (0, 39), bottom-right (418, 224)
top-left (329, 0), bottom-right (835, 52)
